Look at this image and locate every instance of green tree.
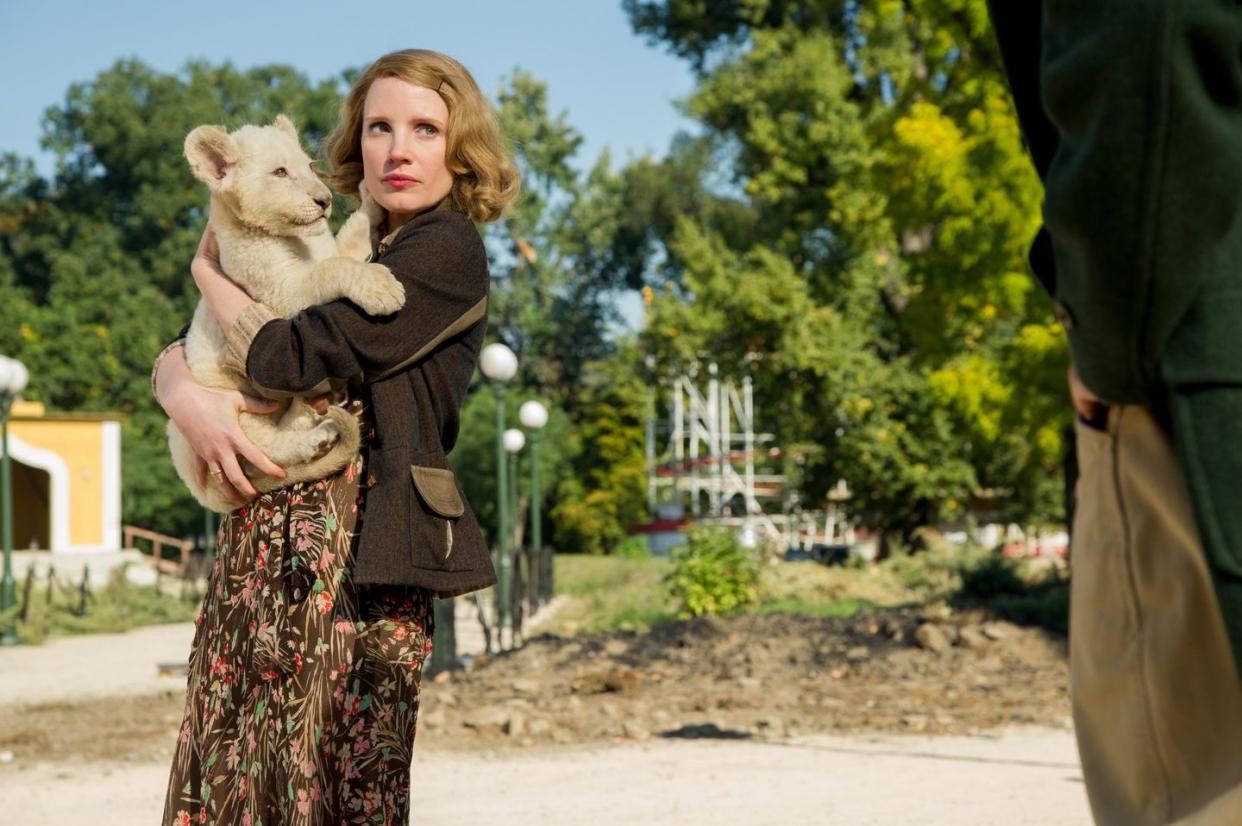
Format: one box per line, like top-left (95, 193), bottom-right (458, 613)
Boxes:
top-left (2, 59), bottom-right (347, 537)
top-left (624, 0), bottom-right (1067, 539)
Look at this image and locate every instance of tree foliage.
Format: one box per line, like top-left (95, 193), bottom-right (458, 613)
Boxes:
top-left (625, 0), bottom-right (1067, 537)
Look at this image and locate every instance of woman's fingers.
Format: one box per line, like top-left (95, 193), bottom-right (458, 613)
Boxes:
top-left (235, 393), bottom-right (286, 478)
top-left (235, 436), bottom-right (285, 480)
top-left (305, 392), bottom-right (332, 415)
top-left (239, 392), bottom-right (281, 415)
top-left (194, 455), bottom-right (209, 490)
top-left (217, 451), bottom-right (258, 501)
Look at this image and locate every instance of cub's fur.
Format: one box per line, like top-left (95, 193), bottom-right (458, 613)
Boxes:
top-left (169, 114), bottom-right (403, 512)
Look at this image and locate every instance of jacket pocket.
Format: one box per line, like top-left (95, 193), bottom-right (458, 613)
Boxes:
top-left (410, 464), bottom-right (470, 571)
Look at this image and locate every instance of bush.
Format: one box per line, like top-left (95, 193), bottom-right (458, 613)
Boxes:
top-left (665, 528), bottom-right (761, 618)
top-left (955, 551), bottom-right (1028, 601)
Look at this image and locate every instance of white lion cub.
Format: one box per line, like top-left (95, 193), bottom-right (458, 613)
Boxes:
top-left (168, 114), bottom-right (403, 513)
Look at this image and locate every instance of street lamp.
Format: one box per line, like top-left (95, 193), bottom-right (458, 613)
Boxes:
top-left (0, 355), bottom-right (30, 646)
top-left (519, 400), bottom-right (548, 609)
top-left (480, 343), bottom-right (518, 646)
top-left (503, 427), bottom-right (525, 641)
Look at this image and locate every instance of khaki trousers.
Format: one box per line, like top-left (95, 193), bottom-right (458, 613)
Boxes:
top-left (1072, 405), bottom-right (1242, 825)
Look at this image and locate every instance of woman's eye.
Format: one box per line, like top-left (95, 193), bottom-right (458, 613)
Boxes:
top-left (417, 124), bottom-right (438, 136)
top-left (273, 167), bottom-right (288, 178)
top-left (368, 122), bottom-right (390, 134)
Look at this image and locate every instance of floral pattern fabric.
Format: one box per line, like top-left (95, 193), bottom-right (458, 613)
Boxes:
top-left (163, 399), bottom-right (434, 825)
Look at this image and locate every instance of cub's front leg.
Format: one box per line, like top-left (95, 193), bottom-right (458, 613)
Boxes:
top-left (334, 187), bottom-right (384, 262)
top-left (333, 210), bottom-right (374, 262)
top-left (311, 258), bottom-right (405, 316)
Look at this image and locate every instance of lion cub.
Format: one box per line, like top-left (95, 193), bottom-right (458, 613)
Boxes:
top-left (169, 114), bottom-right (404, 513)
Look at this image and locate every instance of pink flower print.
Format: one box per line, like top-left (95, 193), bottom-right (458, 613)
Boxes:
top-left (297, 788), bottom-right (311, 815)
top-left (174, 811), bottom-right (191, 826)
top-left (392, 625), bottom-right (408, 642)
top-left (242, 812), bottom-right (253, 826)
top-left (315, 591), bottom-right (334, 615)
top-left (333, 619), bottom-right (352, 635)
top-left (317, 550), bottom-right (336, 571)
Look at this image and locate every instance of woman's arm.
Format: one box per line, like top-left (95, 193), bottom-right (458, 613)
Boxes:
top-left (155, 341), bottom-right (286, 503)
top-left (192, 225), bottom-right (257, 337)
top-left (221, 209), bottom-right (489, 395)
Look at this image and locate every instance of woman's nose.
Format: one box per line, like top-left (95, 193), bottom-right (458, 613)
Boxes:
top-left (388, 131), bottom-right (413, 163)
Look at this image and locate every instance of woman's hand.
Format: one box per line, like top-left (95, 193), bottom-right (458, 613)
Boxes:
top-left (192, 223), bottom-right (257, 336)
top-left (157, 343), bottom-right (287, 505)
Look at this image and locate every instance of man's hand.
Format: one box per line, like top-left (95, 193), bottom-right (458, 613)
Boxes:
top-left (1069, 364), bottom-right (1104, 424)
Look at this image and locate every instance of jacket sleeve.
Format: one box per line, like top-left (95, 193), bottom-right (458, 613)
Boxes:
top-left (1030, 0), bottom-right (1242, 404)
top-left (223, 210), bottom-right (490, 395)
top-left (987, 0), bottom-right (1058, 298)
top-left (149, 322), bottom-right (192, 403)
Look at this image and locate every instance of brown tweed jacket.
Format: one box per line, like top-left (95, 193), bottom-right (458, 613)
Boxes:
top-left (162, 207), bottom-right (495, 597)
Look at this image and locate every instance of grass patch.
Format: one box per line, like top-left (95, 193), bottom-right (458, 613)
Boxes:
top-left (755, 596), bottom-right (867, 619)
top-left (544, 540), bottom-right (1070, 637)
top-left (547, 554), bottom-right (676, 635)
top-left (6, 564), bottom-right (201, 645)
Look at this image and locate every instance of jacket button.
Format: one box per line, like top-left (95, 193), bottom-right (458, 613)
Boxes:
top-left (1053, 301), bottom-right (1075, 331)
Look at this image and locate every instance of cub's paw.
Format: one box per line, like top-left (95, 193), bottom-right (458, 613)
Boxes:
top-left (308, 418), bottom-right (341, 461)
top-left (350, 265), bottom-right (405, 315)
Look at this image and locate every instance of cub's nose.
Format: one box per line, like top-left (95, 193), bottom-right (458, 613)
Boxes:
top-left (314, 195), bottom-right (332, 210)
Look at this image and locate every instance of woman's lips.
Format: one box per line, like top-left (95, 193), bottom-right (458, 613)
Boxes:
top-left (383, 176), bottom-right (418, 189)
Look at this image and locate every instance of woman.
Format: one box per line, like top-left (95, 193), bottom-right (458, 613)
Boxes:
top-left (152, 49), bottom-right (518, 824)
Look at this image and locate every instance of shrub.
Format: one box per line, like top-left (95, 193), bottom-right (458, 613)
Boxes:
top-left (665, 528), bottom-right (761, 618)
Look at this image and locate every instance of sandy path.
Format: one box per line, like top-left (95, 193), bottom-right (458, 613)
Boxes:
top-left (1, 727), bottom-right (1090, 825)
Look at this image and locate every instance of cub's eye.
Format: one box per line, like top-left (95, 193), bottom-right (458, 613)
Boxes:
top-left (273, 167), bottom-right (288, 178)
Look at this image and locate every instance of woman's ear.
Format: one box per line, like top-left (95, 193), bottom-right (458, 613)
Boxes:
top-left (185, 126), bottom-right (239, 191)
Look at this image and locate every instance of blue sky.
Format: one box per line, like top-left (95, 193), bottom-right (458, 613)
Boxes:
top-left (0, 0), bottom-right (698, 173)
top-left (0, 0), bottom-right (698, 329)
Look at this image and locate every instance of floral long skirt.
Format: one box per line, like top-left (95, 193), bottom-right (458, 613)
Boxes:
top-left (163, 401), bottom-right (434, 825)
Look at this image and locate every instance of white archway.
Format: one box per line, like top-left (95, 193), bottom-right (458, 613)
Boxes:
top-left (8, 433), bottom-right (71, 551)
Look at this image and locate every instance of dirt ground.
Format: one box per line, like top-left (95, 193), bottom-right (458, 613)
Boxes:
top-left (0, 606), bottom-right (1069, 760)
top-left (416, 606), bottom-right (1070, 750)
top-left (0, 607), bottom-right (1085, 824)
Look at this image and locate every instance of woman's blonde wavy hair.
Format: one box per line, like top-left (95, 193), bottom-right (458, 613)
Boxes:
top-left (324, 49), bottom-right (519, 223)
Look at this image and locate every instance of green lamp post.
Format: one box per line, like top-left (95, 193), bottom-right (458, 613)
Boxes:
top-left (480, 342), bottom-right (518, 648)
top-left (503, 427), bottom-right (525, 635)
top-left (518, 400), bottom-right (548, 608)
top-left (0, 355), bottom-right (30, 646)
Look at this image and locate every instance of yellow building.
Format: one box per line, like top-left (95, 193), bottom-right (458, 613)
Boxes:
top-left (8, 399), bottom-right (123, 553)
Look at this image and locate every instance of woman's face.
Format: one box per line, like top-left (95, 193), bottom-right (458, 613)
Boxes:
top-left (360, 76), bottom-right (454, 229)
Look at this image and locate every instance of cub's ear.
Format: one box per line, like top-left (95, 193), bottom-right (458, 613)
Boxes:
top-left (272, 114), bottom-right (299, 142)
top-left (184, 126), bottom-right (238, 190)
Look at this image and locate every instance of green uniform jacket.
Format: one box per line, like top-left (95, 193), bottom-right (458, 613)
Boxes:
top-left (989, 0), bottom-right (1242, 671)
